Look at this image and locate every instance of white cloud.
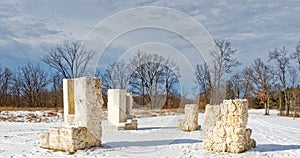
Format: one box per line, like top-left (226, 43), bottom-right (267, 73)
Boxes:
top-left (0, 0), bottom-right (300, 97)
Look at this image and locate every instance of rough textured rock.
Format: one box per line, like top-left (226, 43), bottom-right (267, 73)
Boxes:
top-left (203, 99), bottom-right (256, 153)
top-left (178, 104), bottom-right (199, 131)
top-left (105, 89), bottom-right (137, 130)
top-left (40, 77), bottom-right (103, 153)
top-left (40, 127), bottom-right (101, 153)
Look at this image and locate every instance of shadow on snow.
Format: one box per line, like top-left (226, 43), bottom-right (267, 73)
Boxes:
top-left (251, 144), bottom-right (300, 152)
top-left (103, 139), bottom-right (202, 148)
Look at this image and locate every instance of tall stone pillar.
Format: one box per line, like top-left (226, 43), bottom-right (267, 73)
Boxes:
top-left (73, 77), bottom-right (103, 141)
top-left (104, 89), bottom-right (137, 130)
top-left (126, 92), bottom-right (133, 118)
top-left (107, 89), bottom-right (127, 126)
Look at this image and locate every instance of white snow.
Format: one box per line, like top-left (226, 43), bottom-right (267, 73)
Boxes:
top-left (0, 109), bottom-right (299, 158)
top-left (0, 110), bottom-right (63, 123)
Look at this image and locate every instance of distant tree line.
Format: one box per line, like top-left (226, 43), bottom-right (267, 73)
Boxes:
top-left (195, 39), bottom-right (300, 116)
top-left (0, 41), bottom-right (93, 108)
top-left (1, 39), bottom-right (299, 116)
top-left (0, 63), bottom-right (63, 107)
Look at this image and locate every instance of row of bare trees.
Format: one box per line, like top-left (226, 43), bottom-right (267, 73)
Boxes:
top-left (195, 39), bottom-right (300, 116)
top-left (0, 63), bottom-right (63, 107)
top-left (1, 39), bottom-right (299, 114)
top-left (97, 50), bottom-right (181, 109)
top-left (0, 41), bottom-right (91, 108)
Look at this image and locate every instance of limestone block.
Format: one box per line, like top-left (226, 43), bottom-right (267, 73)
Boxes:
top-left (126, 92), bottom-right (133, 116)
top-left (203, 99), bottom-right (256, 153)
top-left (178, 119), bottom-right (184, 129)
top-left (125, 119), bottom-right (138, 130)
top-left (41, 127), bottom-right (101, 153)
top-left (106, 89), bottom-right (137, 130)
top-left (41, 77), bottom-right (103, 153)
top-left (65, 115), bottom-right (77, 127)
top-left (204, 104), bottom-right (220, 126)
top-left (63, 79), bottom-right (75, 121)
top-left (178, 104), bottom-right (199, 131)
top-left (73, 77), bottom-right (102, 140)
top-left (103, 118), bottom-right (138, 130)
top-left (108, 89), bottom-right (127, 125)
top-left (102, 125), bottom-right (124, 130)
top-left (40, 132), bottom-right (49, 148)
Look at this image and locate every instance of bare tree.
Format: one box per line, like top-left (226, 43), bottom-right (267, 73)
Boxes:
top-left (195, 63), bottom-right (211, 107)
top-left (129, 51), bottom-right (180, 109)
top-left (41, 41), bottom-right (94, 78)
top-left (98, 61), bottom-right (130, 89)
top-left (288, 67), bottom-right (299, 115)
top-left (240, 68), bottom-right (254, 99)
top-left (16, 63), bottom-right (49, 107)
top-left (268, 47), bottom-right (290, 115)
top-left (97, 61), bottom-right (131, 107)
top-left (291, 41), bottom-right (300, 71)
top-left (111, 61), bottom-right (131, 89)
top-left (209, 39), bottom-right (241, 104)
top-left (10, 75), bottom-right (22, 107)
top-left (226, 73), bottom-right (243, 99)
top-left (246, 58), bottom-right (274, 115)
top-left (130, 52), bottom-right (165, 108)
top-left (274, 83), bottom-right (284, 115)
top-left (0, 65), bottom-right (13, 106)
top-left (162, 60), bottom-right (180, 108)
top-left (50, 73), bottom-right (63, 107)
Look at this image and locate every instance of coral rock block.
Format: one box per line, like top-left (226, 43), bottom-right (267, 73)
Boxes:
top-left (178, 104), bottom-right (199, 131)
top-left (203, 99), bottom-right (256, 153)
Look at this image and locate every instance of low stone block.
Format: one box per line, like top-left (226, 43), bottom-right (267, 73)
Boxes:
top-left (40, 126), bottom-right (101, 153)
top-left (178, 104), bottom-right (199, 131)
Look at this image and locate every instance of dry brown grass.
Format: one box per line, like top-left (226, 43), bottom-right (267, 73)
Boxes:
top-left (0, 106), bottom-right (63, 112)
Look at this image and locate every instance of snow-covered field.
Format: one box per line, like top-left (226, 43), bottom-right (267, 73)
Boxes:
top-left (0, 109), bottom-right (299, 158)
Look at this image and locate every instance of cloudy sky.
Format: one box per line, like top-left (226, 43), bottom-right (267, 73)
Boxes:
top-left (0, 0), bottom-right (299, 96)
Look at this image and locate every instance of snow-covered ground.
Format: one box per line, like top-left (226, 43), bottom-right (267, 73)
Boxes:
top-left (0, 109), bottom-right (299, 158)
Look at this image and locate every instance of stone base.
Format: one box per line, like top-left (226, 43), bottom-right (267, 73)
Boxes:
top-left (103, 119), bottom-right (138, 131)
top-left (40, 127), bottom-right (101, 153)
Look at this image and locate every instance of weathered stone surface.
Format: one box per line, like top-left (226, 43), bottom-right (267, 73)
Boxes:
top-left (203, 99), bottom-right (256, 153)
top-left (178, 104), bottom-right (199, 131)
top-left (40, 132), bottom-right (49, 148)
top-left (105, 89), bottom-right (138, 130)
top-left (65, 115), bottom-right (76, 127)
top-left (40, 77), bottom-right (103, 153)
top-left (73, 77), bottom-right (103, 140)
top-left (40, 127), bottom-right (101, 153)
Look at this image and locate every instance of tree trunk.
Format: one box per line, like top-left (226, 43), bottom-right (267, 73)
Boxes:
top-left (264, 102), bottom-right (268, 115)
top-left (267, 96), bottom-right (270, 115)
top-left (284, 90), bottom-right (289, 116)
top-left (279, 95), bottom-right (282, 116)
